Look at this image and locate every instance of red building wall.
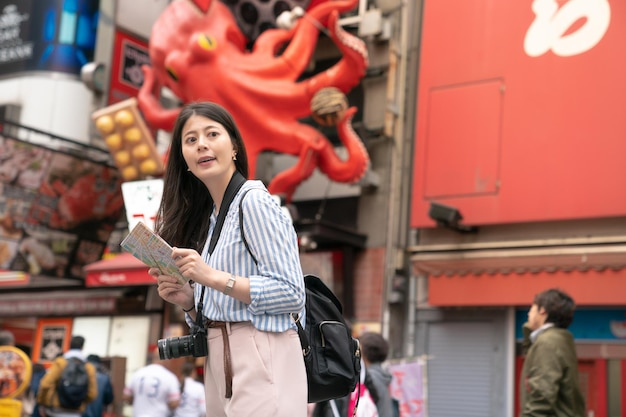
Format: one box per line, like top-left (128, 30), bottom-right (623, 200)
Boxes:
top-left (411, 0), bottom-right (626, 227)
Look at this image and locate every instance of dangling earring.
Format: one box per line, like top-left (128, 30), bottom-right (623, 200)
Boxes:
top-left (233, 153), bottom-right (237, 161)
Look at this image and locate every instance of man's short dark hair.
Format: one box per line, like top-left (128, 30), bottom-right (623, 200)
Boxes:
top-left (534, 288), bottom-right (576, 329)
top-left (87, 354), bottom-right (101, 364)
top-left (359, 332), bottom-right (389, 363)
top-left (181, 361), bottom-right (196, 377)
top-left (0, 330), bottom-right (15, 346)
top-left (69, 335), bottom-right (85, 350)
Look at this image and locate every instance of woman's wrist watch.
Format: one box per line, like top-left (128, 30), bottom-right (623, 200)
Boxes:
top-left (224, 273), bottom-right (236, 295)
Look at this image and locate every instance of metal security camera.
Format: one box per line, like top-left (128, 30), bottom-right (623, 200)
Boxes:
top-left (428, 202), bottom-right (478, 233)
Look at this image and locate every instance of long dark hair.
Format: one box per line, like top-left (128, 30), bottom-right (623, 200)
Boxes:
top-left (154, 102), bottom-right (249, 249)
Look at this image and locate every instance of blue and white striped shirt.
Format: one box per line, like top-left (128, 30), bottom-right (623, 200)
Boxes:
top-left (188, 180), bottom-right (305, 333)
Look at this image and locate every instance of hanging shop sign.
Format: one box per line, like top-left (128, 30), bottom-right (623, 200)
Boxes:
top-left (31, 318), bottom-right (72, 366)
top-left (0, 130), bottom-right (123, 283)
top-left (108, 30), bottom-right (150, 105)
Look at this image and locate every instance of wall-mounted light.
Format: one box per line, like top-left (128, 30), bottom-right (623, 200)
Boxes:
top-left (428, 202), bottom-right (478, 233)
top-left (81, 62), bottom-right (106, 93)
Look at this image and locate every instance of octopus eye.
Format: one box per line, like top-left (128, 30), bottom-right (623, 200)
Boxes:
top-left (166, 67), bottom-right (178, 81)
top-left (198, 34), bottom-right (216, 50)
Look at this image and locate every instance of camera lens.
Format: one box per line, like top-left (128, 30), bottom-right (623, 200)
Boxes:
top-left (157, 338), bottom-right (170, 360)
top-left (158, 336), bottom-right (192, 360)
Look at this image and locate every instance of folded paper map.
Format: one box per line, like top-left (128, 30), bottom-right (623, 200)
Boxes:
top-left (120, 222), bottom-right (188, 284)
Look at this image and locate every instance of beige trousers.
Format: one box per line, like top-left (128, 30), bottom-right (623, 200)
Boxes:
top-left (203, 321), bottom-right (307, 417)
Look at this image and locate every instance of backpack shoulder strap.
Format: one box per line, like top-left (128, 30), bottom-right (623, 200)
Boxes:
top-left (238, 188), bottom-right (310, 353)
top-left (238, 188), bottom-right (258, 266)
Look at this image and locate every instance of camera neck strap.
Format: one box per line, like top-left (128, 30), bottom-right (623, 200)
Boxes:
top-left (196, 170), bottom-right (247, 317)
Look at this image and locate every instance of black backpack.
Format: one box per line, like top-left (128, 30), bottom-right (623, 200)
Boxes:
top-left (294, 275), bottom-right (362, 403)
top-left (56, 357), bottom-right (89, 409)
top-left (238, 190), bottom-right (361, 403)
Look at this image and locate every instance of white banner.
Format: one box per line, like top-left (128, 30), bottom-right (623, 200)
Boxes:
top-left (388, 358), bottom-right (426, 417)
top-left (121, 179), bottom-right (163, 231)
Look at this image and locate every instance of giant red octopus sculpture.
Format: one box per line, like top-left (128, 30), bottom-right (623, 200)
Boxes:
top-left (137, 0), bottom-right (370, 200)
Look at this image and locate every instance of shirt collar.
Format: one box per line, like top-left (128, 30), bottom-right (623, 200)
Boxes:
top-left (530, 322), bottom-right (555, 343)
top-left (64, 349), bottom-right (86, 361)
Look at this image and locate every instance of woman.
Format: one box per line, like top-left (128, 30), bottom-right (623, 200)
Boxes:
top-left (150, 102), bottom-right (307, 417)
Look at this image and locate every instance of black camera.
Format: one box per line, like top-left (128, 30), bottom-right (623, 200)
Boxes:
top-left (158, 325), bottom-right (208, 360)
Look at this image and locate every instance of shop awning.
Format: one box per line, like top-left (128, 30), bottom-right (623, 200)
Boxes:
top-left (411, 244), bottom-right (626, 306)
top-left (84, 252), bottom-right (156, 287)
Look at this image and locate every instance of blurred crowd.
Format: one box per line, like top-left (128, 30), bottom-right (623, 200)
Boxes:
top-left (2, 329), bottom-right (399, 417)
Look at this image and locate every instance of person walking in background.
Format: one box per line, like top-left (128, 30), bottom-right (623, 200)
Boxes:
top-left (347, 357), bottom-right (378, 417)
top-left (174, 362), bottom-right (206, 417)
top-left (82, 355), bottom-right (113, 417)
top-left (27, 363), bottom-right (46, 417)
top-left (359, 332), bottom-right (395, 417)
top-left (519, 288), bottom-right (585, 417)
top-left (37, 335), bottom-right (98, 417)
top-left (0, 330), bottom-right (15, 346)
top-left (151, 101), bottom-right (307, 417)
top-left (123, 346), bottom-right (180, 417)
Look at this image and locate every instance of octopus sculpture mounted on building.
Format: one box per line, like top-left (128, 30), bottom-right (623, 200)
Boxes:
top-left (137, 0), bottom-right (370, 200)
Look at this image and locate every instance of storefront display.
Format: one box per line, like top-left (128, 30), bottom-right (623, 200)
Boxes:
top-left (0, 128), bottom-right (123, 282)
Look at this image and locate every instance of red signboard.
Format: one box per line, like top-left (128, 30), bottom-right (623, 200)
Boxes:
top-left (411, 0), bottom-right (626, 227)
top-left (31, 318), bottom-right (72, 366)
top-left (108, 30), bottom-right (151, 105)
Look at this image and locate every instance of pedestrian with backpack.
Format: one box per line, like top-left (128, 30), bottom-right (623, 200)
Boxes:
top-left (82, 355), bottom-right (113, 417)
top-left (36, 336), bottom-right (97, 417)
top-left (149, 102), bottom-right (307, 417)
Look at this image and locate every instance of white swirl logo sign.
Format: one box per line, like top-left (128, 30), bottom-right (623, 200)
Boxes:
top-left (524, 0), bottom-right (610, 57)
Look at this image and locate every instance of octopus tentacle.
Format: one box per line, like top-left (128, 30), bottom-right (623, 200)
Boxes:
top-left (137, 65), bottom-right (181, 131)
top-left (252, 27), bottom-right (296, 58)
top-left (275, 0), bottom-right (360, 78)
top-left (305, 10), bottom-right (369, 95)
top-left (317, 107), bottom-right (369, 183)
top-left (266, 124), bottom-right (328, 200)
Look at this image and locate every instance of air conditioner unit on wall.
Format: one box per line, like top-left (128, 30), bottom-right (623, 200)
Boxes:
top-left (340, 0), bottom-right (400, 39)
top-left (338, 0), bottom-right (369, 26)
